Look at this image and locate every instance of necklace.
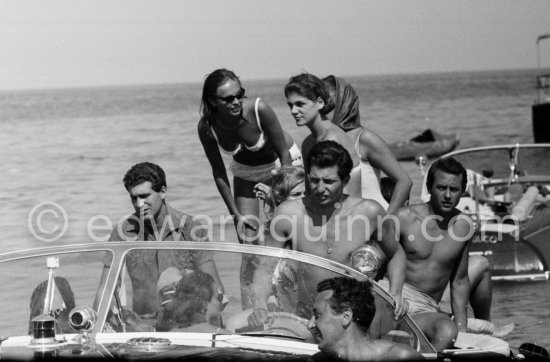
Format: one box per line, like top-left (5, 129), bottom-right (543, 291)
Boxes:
top-left (325, 200), bottom-right (341, 254)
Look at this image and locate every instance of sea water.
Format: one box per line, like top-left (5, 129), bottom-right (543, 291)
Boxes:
top-left (1, 69), bottom-right (548, 350)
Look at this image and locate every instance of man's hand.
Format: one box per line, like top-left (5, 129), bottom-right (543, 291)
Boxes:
top-left (391, 293), bottom-right (408, 320)
top-left (247, 308), bottom-right (268, 329)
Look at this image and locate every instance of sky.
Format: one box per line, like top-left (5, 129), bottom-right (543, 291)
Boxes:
top-left (1, 0), bottom-right (549, 90)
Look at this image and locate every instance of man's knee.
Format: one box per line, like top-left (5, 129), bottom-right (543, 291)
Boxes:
top-left (436, 318), bottom-right (458, 346)
top-left (470, 255), bottom-right (490, 273)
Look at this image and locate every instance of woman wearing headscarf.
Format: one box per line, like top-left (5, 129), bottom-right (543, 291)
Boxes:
top-left (323, 75), bottom-right (412, 214)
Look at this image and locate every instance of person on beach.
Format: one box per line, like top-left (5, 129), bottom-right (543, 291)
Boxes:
top-left (108, 162), bottom-right (225, 319)
top-left (197, 68), bottom-right (302, 308)
top-left (382, 157), bottom-right (473, 351)
top-left (309, 277), bottom-right (424, 361)
top-left (249, 141), bottom-right (408, 326)
top-left (284, 73), bottom-right (362, 198)
top-left (323, 75), bottom-right (412, 214)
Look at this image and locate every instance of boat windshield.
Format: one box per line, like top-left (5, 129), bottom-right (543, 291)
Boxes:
top-left (0, 244), bottom-right (432, 353)
top-left (0, 250), bottom-right (112, 337)
top-left (442, 145), bottom-right (550, 181)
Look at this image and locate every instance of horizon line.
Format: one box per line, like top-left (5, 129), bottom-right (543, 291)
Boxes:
top-left (0, 66), bottom-right (544, 93)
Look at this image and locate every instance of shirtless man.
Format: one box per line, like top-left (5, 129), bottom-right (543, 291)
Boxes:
top-left (309, 277), bottom-right (423, 361)
top-left (250, 140), bottom-right (407, 324)
top-left (391, 157), bottom-right (473, 351)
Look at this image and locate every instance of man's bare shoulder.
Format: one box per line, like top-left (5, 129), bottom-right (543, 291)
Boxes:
top-left (396, 203), bottom-right (427, 223)
top-left (451, 209), bottom-right (474, 234)
top-left (371, 339), bottom-right (424, 361)
top-left (273, 198), bottom-right (305, 216)
top-left (348, 196), bottom-right (386, 216)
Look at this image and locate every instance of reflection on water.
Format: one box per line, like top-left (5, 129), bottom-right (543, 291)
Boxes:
top-left (492, 281), bottom-right (550, 350)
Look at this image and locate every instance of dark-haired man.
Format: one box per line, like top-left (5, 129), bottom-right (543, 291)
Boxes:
top-left (386, 157), bottom-right (473, 351)
top-left (250, 141), bottom-right (407, 325)
top-left (109, 162), bottom-right (224, 318)
top-left (309, 277), bottom-right (423, 361)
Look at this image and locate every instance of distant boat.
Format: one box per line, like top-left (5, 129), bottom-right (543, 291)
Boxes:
top-left (388, 129), bottom-right (460, 161)
top-left (533, 33), bottom-right (550, 143)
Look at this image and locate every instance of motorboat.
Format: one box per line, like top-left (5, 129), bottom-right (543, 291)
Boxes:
top-left (533, 33), bottom-right (550, 143)
top-left (388, 129), bottom-right (460, 161)
top-left (420, 143), bottom-right (550, 281)
top-left (0, 241), bottom-right (532, 361)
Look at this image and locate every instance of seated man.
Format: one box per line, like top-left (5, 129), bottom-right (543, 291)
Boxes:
top-left (156, 267), bottom-right (229, 332)
top-left (309, 277), bottom-right (423, 361)
top-left (107, 162), bottom-right (225, 319)
top-left (249, 141), bottom-right (407, 327)
top-left (381, 173), bottom-right (514, 338)
top-left (388, 157), bottom-right (472, 351)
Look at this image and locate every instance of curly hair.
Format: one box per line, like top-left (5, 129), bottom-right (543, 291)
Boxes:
top-left (284, 73), bottom-right (332, 115)
top-left (316, 277), bottom-right (376, 334)
top-left (307, 140), bottom-right (353, 182)
top-left (271, 166), bottom-right (306, 206)
top-left (123, 162), bottom-right (166, 192)
top-left (426, 157), bottom-right (467, 193)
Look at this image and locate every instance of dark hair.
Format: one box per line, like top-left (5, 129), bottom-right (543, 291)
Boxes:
top-left (306, 140), bottom-right (353, 181)
top-left (271, 166), bottom-right (306, 205)
top-left (123, 162), bottom-right (166, 192)
top-left (426, 157), bottom-right (467, 192)
top-left (200, 68), bottom-right (242, 123)
top-left (284, 73), bottom-right (332, 115)
top-left (156, 270), bottom-right (216, 331)
top-left (317, 277), bottom-right (375, 334)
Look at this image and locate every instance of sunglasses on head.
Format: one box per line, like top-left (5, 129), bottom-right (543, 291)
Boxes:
top-left (216, 88), bottom-right (246, 103)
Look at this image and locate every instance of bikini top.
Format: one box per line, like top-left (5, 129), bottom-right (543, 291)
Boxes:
top-left (210, 98), bottom-right (267, 156)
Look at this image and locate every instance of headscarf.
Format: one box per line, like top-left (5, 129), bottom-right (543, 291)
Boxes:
top-left (323, 75), bottom-right (362, 132)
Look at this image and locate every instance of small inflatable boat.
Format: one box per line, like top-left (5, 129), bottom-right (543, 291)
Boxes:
top-left (389, 129), bottom-right (460, 161)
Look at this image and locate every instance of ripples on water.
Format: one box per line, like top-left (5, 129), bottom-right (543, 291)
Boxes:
top-left (0, 69), bottom-right (548, 351)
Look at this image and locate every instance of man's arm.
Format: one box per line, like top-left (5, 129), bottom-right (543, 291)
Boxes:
top-left (376, 204), bottom-right (407, 319)
top-left (449, 217), bottom-right (472, 332)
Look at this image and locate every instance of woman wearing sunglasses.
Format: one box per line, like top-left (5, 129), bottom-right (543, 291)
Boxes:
top-left (198, 69), bottom-right (301, 308)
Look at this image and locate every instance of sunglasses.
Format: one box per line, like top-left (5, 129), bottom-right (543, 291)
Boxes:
top-left (216, 88), bottom-right (246, 103)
